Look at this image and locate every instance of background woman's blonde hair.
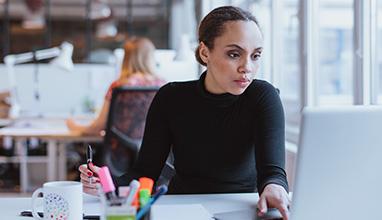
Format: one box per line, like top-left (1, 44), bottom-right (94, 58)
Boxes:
top-left (120, 37), bottom-right (156, 79)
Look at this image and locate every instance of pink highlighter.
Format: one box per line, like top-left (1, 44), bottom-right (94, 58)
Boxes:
top-left (98, 166), bottom-right (117, 202)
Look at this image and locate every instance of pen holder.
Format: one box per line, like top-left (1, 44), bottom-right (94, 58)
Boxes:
top-left (104, 203), bottom-right (137, 220)
top-left (101, 202), bottom-right (151, 220)
top-left (100, 197), bottom-right (151, 220)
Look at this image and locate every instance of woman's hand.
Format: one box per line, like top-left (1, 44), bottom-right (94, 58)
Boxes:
top-left (66, 118), bottom-right (80, 132)
top-left (257, 183), bottom-right (291, 220)
top-left (78, 163), bottom-right (101, 196)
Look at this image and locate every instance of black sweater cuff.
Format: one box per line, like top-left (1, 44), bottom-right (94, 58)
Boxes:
top-left (258, 177), bottom-right (289, 195)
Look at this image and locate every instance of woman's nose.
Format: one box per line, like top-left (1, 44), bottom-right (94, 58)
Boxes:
top-left (238, 57), bottom-right (253, 74)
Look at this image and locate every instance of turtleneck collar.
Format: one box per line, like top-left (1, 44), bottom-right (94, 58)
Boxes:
top-left (196, 71), bottom-right (240, 107)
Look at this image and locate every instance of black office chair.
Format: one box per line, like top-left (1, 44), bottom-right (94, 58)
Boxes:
top-left (100, 86), bottom-right (159, 178)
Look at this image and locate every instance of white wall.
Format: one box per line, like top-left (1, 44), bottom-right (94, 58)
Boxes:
top-left (155, 49), bottom-right (199, 82)
top-left (0, 64), bottom-right (116, 116)
top-left (0, 52), bottom-right (199, 117)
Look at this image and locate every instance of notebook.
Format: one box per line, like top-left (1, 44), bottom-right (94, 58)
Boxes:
top-left (150, 204), bottom-right (213, 220)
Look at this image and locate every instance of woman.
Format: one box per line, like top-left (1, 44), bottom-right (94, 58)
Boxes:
top-left (66, 37), bottom-right (165, 135)
top-left (80, 6), bottom-right (290, 219)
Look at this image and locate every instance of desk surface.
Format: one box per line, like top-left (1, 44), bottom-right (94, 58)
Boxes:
top-left (0, 118), bottom-right (12, 127)
top-left (0, 117), bottom-right (103, 192)
top-left (0, 194), bottom-right (102, 219)
top-left (0, 117), bottom-right (102, 141)
top-left (0, 193), bottom-right (259, 219)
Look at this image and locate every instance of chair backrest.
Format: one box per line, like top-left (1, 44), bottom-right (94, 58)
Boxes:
top-left (101, 86), bottom-right (159, 177)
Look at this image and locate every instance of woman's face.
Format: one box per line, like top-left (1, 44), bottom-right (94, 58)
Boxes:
top-left (200, 20), bottom-right (263, 95)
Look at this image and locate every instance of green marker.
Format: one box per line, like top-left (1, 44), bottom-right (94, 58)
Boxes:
top-left (139, 189), bottom-right (151, 207)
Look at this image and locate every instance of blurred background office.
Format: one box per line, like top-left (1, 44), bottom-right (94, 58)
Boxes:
top-left (0, 0), bottom-right (381, 195)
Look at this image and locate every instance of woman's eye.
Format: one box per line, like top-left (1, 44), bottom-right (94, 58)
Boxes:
top-left (228, 52), bottom-right (240, 58)
top-left (252, 54), bottom-right (261, 60)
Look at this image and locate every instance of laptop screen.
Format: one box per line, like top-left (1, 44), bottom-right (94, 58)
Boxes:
top-left (291, 106), bottom-right (382, 220)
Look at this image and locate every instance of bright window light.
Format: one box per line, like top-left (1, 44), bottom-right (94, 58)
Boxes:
top-left (281, 0), bottom-right (300, 99)
top-left (378, 3), bottom-right (382, 103)
top-left (318, 0), bottom-right (354, 105)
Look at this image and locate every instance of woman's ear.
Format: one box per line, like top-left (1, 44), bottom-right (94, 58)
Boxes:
top-left (199, 42), bottom-right (209, 64)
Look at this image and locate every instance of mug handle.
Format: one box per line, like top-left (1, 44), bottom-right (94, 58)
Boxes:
top-left (31, 187), bottom-right (44, 220)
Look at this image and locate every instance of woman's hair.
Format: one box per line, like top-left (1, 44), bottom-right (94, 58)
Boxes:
top-left (120, 37), bottom-right (156, 79)
top-left (195, 6), bottom-right (260, 66)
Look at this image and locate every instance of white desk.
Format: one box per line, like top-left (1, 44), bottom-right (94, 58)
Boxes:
top-left (0, 117), bottom-right (102, 192)
top-left (0, 194), bottom-right (102, 219)
top-left (0, 118), bottom-right (12, 127)
top-left (0, 193), bottom-right (260, 219)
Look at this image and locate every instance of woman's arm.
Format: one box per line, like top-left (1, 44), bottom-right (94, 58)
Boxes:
top-left (253, 82), bottom-right (288, 193)
top-left (66, 99), bottom-right (110, 136)
top-left (253, 82), bottom-right (290, 219)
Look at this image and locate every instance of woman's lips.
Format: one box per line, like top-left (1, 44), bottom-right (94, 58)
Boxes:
top-left (234, 79), bottom-right (250, 88)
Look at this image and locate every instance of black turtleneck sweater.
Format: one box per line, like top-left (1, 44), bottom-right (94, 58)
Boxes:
top-left (116, 73), bottom-right (288, 194)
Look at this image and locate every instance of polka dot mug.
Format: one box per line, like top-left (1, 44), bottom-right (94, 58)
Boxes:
top-left (31, 181), bottom-right (83, 220)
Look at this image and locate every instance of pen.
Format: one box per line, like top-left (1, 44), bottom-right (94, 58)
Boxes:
top-left (125, 179), bottom-right (140, 205)
top-left (87, 145), bottom-right (93, 183)
top-left (136, 185), bottom-right (168, 220)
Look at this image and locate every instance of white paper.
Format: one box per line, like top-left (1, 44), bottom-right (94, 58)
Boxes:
top-left (213, 209), bottom-right (257, 220)
top-left (151, 204), bottom-right (213, 220)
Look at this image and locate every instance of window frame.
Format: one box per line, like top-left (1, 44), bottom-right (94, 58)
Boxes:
top-left (204, 0), bottom-right (381, 144)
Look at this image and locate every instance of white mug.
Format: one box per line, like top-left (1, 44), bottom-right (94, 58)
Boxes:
top-left (31, 181), bottom-right (83, 220)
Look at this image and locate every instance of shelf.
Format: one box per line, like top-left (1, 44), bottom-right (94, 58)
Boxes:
top-left (1, 0), bottom-right (170, 61)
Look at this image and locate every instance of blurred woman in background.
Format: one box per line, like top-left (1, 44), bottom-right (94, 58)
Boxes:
top-left (66, 37), bottom-right (165, 135)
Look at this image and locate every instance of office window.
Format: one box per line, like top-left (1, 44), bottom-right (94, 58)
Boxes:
top-left (318, 0), bottom-right (354, 105)
top-left (280, 0), bottom-right (300, 144)
top-left (231, 0), bottom-right (250, 8)
top-left (281, 0), bottom-right (300, 99)
top-left (209, 0), bottom-right (230, 9)
top-left (378, 3), bottom-right (382, 104)
top-left (249, 0), bottom-right (272, 81)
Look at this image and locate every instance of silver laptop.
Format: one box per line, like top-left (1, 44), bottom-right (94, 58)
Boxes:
top-left (291, 106), bottom-right (382, 220)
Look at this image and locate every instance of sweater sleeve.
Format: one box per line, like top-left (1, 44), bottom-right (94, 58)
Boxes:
top-left (253, 82), bottom-right (289, 194)
top-left (116, 84), bottom-right (172, 186)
